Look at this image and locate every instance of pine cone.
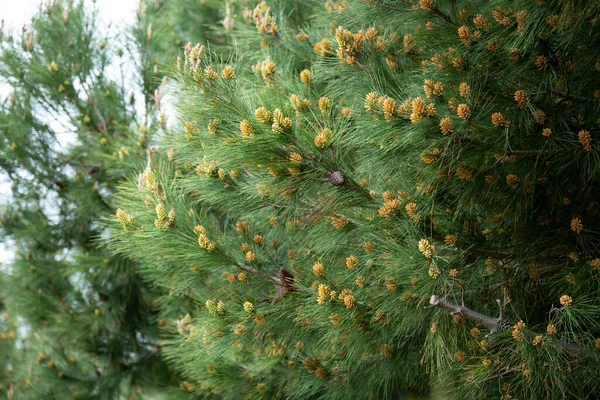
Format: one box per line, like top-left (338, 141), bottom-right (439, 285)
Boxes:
top-left (494, 318), bottom-right (513, 332)
top-left (330, 171), bottom-right (345, 186)
top-left (279, 268), bottom-right (294, 286)
top-left (272, 268), bottom-right (295, 304)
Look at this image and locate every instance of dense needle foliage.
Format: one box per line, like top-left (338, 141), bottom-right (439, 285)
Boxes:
top-left (110, 0), bottom-right (600, 398)
top-left (3, 0), bottom-right (600, 399)
top-left (0, 0), bottom-right (226, 397)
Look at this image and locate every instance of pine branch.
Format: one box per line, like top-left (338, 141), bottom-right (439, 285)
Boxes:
top-left (430, 295), bottom-right (584, 351)
top-left (366, 1), bottom-right (456, 26)
top-left (444, 248), bottom-right (515, 260)
top-left (506, 149), bottom-right (571, 157)
top-left (429, 295), bottom-right (500, 330)
top-left (429, 7), bottom-right (456, 26)
top-left (365, 0), bottom-right (418, 13)
top-left (94, 189), bottom-right (112, 211)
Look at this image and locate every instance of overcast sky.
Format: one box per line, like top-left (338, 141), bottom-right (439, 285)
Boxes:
top-left (0, 0), bottom-right (139, 263)
top-left (1, 0), bottom-right (138, 30)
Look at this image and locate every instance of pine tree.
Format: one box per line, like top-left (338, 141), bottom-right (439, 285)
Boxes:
top-left (0, 0), bottom-right (226, 397)
top-left (108, 0), bottom-right (600, 398)
top-left (0, 279), bottom-right (18, 395)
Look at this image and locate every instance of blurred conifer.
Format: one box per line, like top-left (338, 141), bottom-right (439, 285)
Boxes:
top-left (0, 0), bottom-right (227, 397)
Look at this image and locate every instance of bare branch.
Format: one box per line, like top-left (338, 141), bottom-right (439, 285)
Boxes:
top-left (429, 295), bottom-right (500, 330)
top-left (430, 295), bottom-right (584, 351)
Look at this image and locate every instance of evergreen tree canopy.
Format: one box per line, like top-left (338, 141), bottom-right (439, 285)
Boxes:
top-left (0, 0), bottom-right (226, 397)
top-left (2, 0), bottom-right (600, 399)
top-left (109, 0), bottom-right (600, 398)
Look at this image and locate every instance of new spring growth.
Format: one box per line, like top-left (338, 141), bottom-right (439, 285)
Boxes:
top-left (48, 61), bottom-right (59, 73)
top-left (207, 118), bottom-right (221, 135)
top-left (138, 147), bottom-right (157, 192)
top-left (312, 262), bottom-right (325, 276)
top-left (314, 128), bottom-right (332, 148)
top-left (196, 157), bottom-right (220, 178)
top-left (255, 107), bottom-right (272, 123)
top-left (195, 225), bottom-right (216, 252)
top-left (240, 120), bottom-right (255, 137)
top-left (243, 301), bottom-right (255, 313)
top-left (222, 66), bottom-right (235, 80)
top-left (183, 42), bottom-right (205, 73)
top-left (317, 284), bottom-right (332, 304)
top-left (318, 97), bottom-right (332, 114)
top-left (116, 209), bottom-right (136, 231)
top-left (271, 108), bottom-right (292, 133)
top-left (418, 238), bottom-right (435, 258)
top-left (364, 92), bottom-right (435, 123)
top-left (334, 26), bottom-right (365, 65)
top-left (154, 203), bottom-right (175, 230)
top-left (251, 1), bottom-right (279, 35)
top-left (332, 215), bottom-right (348, 229)
top-left (379, 192), bottom-right (401, 218)
top-left (290, 94), bottom-right (311, 111)
top-left (206, 300), bottom-right (226, 316)
top-left (300, 69), bottom-right (311, 86)
top-left (314, 38), bottom-right (333, 56)
top-left (253, 59), bottom-right (276, 85)
top-left (176, 313), bottom-right (192, 335)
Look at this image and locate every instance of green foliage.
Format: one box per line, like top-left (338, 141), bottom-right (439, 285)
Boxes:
top-left (0, 0), bottom-right (216, 397)
top-left (3, 0), bottom-right (600, 398)
top-left (108, 0), bottom-right (600, 398)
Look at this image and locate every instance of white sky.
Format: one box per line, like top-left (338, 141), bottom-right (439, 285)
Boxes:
top-left (0, 0), bottom-right (139, 264)
top-left (0, 0), bottom-right (138, 31)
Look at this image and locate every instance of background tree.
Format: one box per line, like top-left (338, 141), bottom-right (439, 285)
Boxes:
top-left (109, 0), bottom-right (600, 399)
top-left (0, 0), bottom-right (228, 397)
